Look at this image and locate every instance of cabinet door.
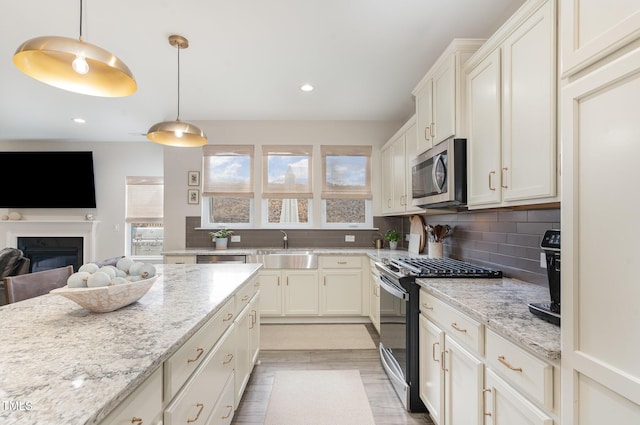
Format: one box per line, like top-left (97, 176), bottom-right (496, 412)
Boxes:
top-left (432, 54), bottom-right (457, 145)
top-left (283, 270), bottom-right (318, 315)
top-left (415, 84), bottom-right (433, 152)
top-left (466, 48), bottom-right (502, 207)
top-left (391, 135), bottom-right (407, 212)
top-left (403, 122), bottom-right (423, 213)
top-left (381, 146), bottom-right (394, 214)
top-left (258, 271), bottom-right (282, 316)
top-left (320, 270), bottom-right (362, 315)
top-left (419, 315), bottom-right (445, 425)
top-left (501, 0), bottom-right (556, 203)
top-left (369, 278), bottom-right (380, 333)
top-left (485, 369), bottom-right (552, 425)
top-left (561, 44), bottom-right (640, 424)
top-left (561, 0), bottom-right (640, 77)
top-left (234, 306), bottom-right (251, 409)
top-left (444, 335), bottom-right (484, 425)
top-left (249, 294), bottom-right (260, 367)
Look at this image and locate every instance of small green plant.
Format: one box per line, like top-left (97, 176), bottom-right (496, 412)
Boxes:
top-left (210, 228), bottom-right (234, 239)
top-left (384, 229), bottom-right (400, 242)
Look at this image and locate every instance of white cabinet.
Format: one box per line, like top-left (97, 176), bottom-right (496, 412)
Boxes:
top-left (413, 39), bottom-right (485, 151)
top-left (381, 116), bottom-right (423, 215)
top-left (257, 270), bottom-right (282, 316)
top-left (234, 283), bottom-right (260, 409)
top-left (419, 315), bottom-right (444, 425)
top-left (560, 40), bottom-right (640, 424)
top-left (369, 260), bottom-right (380, 333)
top-left (283, 270), bottom-right (318, 315)
top-left (466, 0), bottom-right (557, 209)
top-left (319, 255), bottom-right (364, 316)
top-left (561, 0), bottom-right (640, 77)
top-left (98, 367), bottom-right (163, 425)
top-left (164, 254), bottom-right (196, 264)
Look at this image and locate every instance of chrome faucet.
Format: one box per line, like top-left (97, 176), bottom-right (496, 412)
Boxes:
top-left (280, 230), bottom-right (288, 249)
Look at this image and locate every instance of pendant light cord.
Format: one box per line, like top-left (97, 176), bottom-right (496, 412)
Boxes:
top-left (176, 44), bottom-right (181, 120)
top-left (79, 0), bottom-right (84, 40)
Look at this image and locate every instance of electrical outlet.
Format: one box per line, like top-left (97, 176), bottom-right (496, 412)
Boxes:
top-left (345, 235), bottom-right (355, 242)
top-left (405, 234), bottom-right (410, 241)
top-left (231, 235), bottom-right (241, 242)
top-left (540, 252), bottom-right (547, 268)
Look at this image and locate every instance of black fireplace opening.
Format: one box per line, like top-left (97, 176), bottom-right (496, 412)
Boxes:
top-left (17, 237), bottom-right (83, 273)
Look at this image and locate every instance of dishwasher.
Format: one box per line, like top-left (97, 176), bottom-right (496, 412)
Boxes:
top-left (196, 255), bottom-right (246, 264)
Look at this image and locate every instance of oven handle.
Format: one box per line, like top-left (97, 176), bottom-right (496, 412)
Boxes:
top-left (378, 274), bottom-right (409, 301)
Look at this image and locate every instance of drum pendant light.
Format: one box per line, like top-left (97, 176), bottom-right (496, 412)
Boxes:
top-left (146, 35), bottom-right (207, 147)
top-left (13, 0), bottom-right (136, 97)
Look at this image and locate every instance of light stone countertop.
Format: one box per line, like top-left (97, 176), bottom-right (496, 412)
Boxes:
top-left (416, 277), bottom-right (561, 360)
top-left (0, 263), bottom-right (261, 425)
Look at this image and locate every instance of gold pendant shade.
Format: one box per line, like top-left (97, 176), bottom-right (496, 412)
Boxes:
top-left (147, 119), bottom-right (207, 147)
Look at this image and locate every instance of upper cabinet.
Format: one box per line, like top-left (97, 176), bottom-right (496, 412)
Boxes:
top-left (381, 115), bottom-right (424, 215)
top-left (465, 0), bottom-right (557, 210)
top-left (561, 0), bottom-right (640, 78)
top-left (412, 39), bottom-right (485, 154)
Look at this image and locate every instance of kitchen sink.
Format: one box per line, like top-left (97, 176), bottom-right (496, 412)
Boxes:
top-left (248, 250), bottom-right (317, 269)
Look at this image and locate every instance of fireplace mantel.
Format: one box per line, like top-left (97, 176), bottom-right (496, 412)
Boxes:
top-left (3, 220), bottom-right (100, 263)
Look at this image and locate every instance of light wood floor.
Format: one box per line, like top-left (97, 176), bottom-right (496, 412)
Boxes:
top-left (231, 324), bottom-right (434, 425)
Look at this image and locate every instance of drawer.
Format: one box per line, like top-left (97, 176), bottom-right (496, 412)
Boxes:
top-left (485, 329), bottom-right (553, 410)
top-left (164, 326), bottom-right (235, 425)
top-left (235, 276), bottom-right (259, 315)
top-left (420, 290), bottom-right (484, 356)
top-left (164, 297), bottom-right (235, 400)
top-left (164, 255), bottom-right (196, 264)
top-left (206, 373), bottom-right (236, 425)
top-left (319, 255), bottom-right (362, 269)
top-left (99, 367), bottom-right (163, 425)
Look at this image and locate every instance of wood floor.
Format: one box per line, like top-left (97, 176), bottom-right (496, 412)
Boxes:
top-left (231, 324), bottom-right (434, 425)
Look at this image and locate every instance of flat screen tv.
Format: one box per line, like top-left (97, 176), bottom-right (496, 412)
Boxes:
top-left (0, 151), bottom-right (97, 208)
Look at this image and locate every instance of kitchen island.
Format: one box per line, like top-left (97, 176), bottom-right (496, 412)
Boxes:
top-left (0, 263), bottom-right (261, 425)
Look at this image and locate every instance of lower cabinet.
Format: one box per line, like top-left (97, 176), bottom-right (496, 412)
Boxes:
top-left (369, 260), bottom-right (380, 333)
top-left (99, 277), bottom-right (260, 425)
top-left (419, 288), bottom-right (559, 425)
top-left (319, 255), bottom-right (364, 315)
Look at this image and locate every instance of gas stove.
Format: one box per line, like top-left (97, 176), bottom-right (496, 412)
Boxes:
top-left (377, 257), bottom-right (503, 281)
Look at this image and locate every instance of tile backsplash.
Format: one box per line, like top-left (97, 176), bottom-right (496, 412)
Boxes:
top-left (186, 207), bottom-right (559, 286)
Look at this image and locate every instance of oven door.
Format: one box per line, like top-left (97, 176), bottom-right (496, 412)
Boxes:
top-left (377, 273), bottom-right (409, 409)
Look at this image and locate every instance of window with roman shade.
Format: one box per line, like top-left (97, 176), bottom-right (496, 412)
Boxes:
top-left (125, 176), bottom-right (164, 257)
top-left (202, 145), bottom-right (255, 227)
top-left (262, 145), bottom-right (312, 225)
top-left (321, 145), bottom-right (373, 227)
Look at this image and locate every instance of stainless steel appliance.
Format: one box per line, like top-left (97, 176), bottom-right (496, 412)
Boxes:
top-left (528, 229), bottom-right (561, 326)
top-left (196, 255), bottom-right (246, 264)
top-left (375, 256), bottom-right (502, 412)
top-left (411, 138), bottom-right (467, 209)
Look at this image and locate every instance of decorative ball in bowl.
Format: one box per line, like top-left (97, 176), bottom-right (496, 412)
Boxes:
top-left (50, 274), bottom-right (160, 313)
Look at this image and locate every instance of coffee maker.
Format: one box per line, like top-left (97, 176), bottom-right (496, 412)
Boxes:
top-left (528, 229), bottom-right (561, 326)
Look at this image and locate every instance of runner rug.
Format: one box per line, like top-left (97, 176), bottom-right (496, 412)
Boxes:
top-left (264, 369), bottom-right (376, 425)
top-left (260, 324), bottom-right (376, 350)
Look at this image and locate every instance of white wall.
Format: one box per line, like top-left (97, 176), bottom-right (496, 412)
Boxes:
top-left (0, 140), bottom-right (163, 260)
top-left (1, 120), bottom-right (402, 256)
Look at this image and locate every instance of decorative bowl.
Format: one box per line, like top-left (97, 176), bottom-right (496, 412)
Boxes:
top-left (50, 274), bottom-right (160, 313)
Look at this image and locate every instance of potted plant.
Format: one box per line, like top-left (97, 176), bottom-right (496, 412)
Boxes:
top-left (209, 228), bottom-right (234, 250)
top-left (384, 229), bottom-right (400, 250)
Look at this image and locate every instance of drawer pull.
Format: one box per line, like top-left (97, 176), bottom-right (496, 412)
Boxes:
top-left (432, 342), bottom-right (440, 362)
top-left (131, 417), bottom-right (142, 424)
top-left (451, 322), bottom-right (467, 333)
top-left (187, 347), bottom-right (204, 363)
top-left (482, 388), bottom-right (492, 417)
top-left (422, 303), bottom-right (433, 311)
top-left (254, 281), bottom-right (260, 287)
top-left (242, 295), bottom-right (250, 301)
top-left (223, 353), bottom-right (234, 364)
top-left (498, 355), bottom-right (523, 372)
top-left (337, 261), bottom-right (347, 264)
top-left (221, 405), bottom-right (233, 419)
top-left (223, 313), bottom-right (233, 322)
top-left (187, 402), bottom-right (204, 423)
top-left (441, 349), bottom-right (449, 372)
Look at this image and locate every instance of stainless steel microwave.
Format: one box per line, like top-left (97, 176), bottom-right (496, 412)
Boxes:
top-left (411, 138), bottom-right (467, 209)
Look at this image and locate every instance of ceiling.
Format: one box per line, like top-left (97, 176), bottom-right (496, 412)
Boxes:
top-left (0, 0), bottom-right (525, 143)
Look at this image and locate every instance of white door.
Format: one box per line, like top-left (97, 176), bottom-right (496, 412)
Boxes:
top-left (432, 54), bottom-right (457, 145)
top-left (320, 270), bottom-right (362, 315)
top-left (258, 271), bottom-right (281, 316)
top-left (284, 270), bottom-right (318, 315)
top-left (415, 83), bottom-right (433, 152)
top-left (485, 369), bottom-right (552, 425)
top-left (419, 315), bottom-right (445, 425)
top-left (444, 335), bottom-right (484, 425)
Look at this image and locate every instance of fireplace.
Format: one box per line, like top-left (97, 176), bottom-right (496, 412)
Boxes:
top-left (17, 237), bottom-right (83, 273)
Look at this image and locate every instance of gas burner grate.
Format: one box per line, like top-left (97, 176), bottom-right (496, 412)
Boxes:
top-left (395, 257), bottom-right (502, 278)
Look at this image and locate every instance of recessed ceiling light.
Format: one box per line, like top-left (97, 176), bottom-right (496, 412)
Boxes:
top-left (300, 83), bottom-right (314, 92)
top-left (72, 117), bottom-right (86, 124)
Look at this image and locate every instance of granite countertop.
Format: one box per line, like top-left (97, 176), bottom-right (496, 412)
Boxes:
top-left (0, 263), bottom-right (261, 425)
top-left (416, 277), bottom-right (561, 361)
top-left (163, 247), bottom-right (417, 259)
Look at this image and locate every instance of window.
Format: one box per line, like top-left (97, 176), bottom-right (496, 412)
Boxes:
top-left (321, 145), bottom-right (373, 228)
top-left (262, 145), bottom-right (312, 226)
top-left (202, 145), bottom-right (254, 228)
top-left (125, 177), bottom-right (164, 257)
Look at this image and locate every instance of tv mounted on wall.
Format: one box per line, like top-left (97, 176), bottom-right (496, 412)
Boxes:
top-left (0, 151), bottom-right (97, 208)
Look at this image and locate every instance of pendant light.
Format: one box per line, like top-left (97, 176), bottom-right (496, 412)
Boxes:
top-left (13, 0), bottom-right (136, 97)
top-left (146, 35), bottom-right (207, 147)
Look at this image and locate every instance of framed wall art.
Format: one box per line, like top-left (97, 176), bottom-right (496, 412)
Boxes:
top-left (188, 189), bottom-right (199, 205)
top-left (188, 171), bottom-right (200, 186)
